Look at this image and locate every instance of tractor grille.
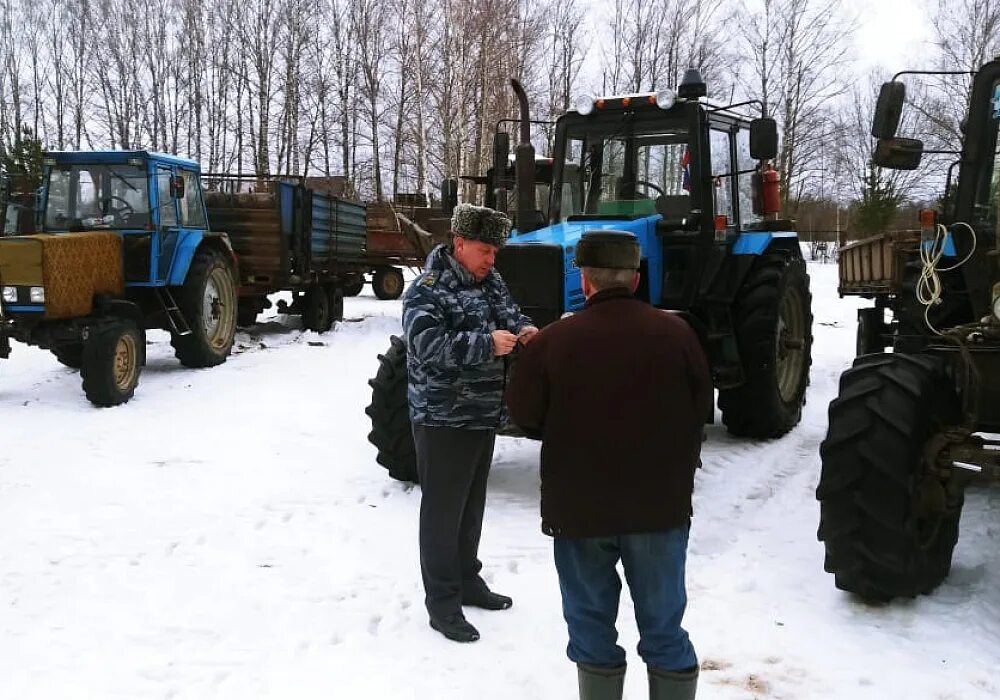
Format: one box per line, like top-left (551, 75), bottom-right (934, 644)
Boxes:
top-left (495, 242), bottom-right (564, 329)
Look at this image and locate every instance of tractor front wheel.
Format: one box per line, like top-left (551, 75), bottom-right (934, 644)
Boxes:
top-left (816, 353), bottom-right (964, 600)
top-left (719, 252), bottom-right (813, 438)
top-left (365, 335), bottom-right (418, 482)
top-left (81, 319), bottom-right (144, 406)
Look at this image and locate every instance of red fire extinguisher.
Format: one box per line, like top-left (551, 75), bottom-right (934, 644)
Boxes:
top-left (752, 166), bottom-right (781, 216)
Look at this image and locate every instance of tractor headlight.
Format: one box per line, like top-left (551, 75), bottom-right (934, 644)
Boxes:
top-left (993, 283), bottom-right (1000, 320)
top-left (655, 89), bottom-right (676, 110)
top-left (29, 286), bottom-right (45, 303)
top-left (1, 286), bottom-right (16, 303)
top-left (574, 94), bottom-right (595, 116)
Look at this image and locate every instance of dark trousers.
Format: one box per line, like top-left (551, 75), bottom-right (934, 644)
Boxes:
top-left (412, 423), bottom-right (496, 619)
top-left (553, 527), bottom-right (697, 671)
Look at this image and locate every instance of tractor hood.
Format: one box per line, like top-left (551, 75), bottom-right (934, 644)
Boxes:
top-left (498, 214), bottom-right (663, 322)
top-left (510, 216), bottom-right (656, 274)
top-left (0, 232), bottom-right (124, 319)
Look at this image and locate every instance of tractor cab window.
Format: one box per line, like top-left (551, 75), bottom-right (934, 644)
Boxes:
top-left (44, 164), bottom-right (150, 231)
top-left (178, 170), bottom-right (207, 228)
top-left (560, 117), bottom-right (689, 219)
top-left (709, 128), bottom-right (735, 226)
top-left (735, 129), bottom-right (763, 229)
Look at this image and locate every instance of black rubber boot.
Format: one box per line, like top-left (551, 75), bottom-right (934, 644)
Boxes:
top-left (429, 613), bottom-right (480, 643)
top-left (462, 588), bottom-right (513, 610)
top-left (648, 665), bottom-right (698, 700)
top-left (577, 663), bottom-right (626, 700)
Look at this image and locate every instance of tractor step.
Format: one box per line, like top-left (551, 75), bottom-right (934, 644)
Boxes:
top-left (156, 287), bottom-right (192, 336)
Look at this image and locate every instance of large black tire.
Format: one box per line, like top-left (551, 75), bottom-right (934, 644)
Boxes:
top-left (52, 343), bottom-right (84, 369)
top-left (81, 319), bottom-right (143, 407)
top-left (816, 353), bottom-right (964, 601)
top-left (171, 249), bottom-right (237, 367)
top-left (365, 335), bottom-right (418, 482)
top-left (373, 267), bottom-right (405, 300)
top-left (303, 284), bottom-right (334, 332)
top-left (719, 252), bottom-right (813, 438)
top-left (343, 280), bottom-right (364, 297)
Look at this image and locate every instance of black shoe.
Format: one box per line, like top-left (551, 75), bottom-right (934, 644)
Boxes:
top-left (462, 589), bottom-right (513, 611)
top-left (429, 613), bottom-right (480, 643)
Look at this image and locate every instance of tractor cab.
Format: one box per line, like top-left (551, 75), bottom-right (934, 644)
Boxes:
top-left (39, 151), bottom-right (212, 286)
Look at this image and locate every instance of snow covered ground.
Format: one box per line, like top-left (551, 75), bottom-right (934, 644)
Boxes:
top-left (2, 262), bottom-right (1000, 699)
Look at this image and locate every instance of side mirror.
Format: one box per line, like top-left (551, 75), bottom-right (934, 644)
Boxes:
top-left (169, 175), bottom-right (185, 199)
top-left (492, 131), bottom-right (512, 188)
top-left (749, 118), bottom-right (778, 160)
top-left (873, 137), bottom-right (924, 170)
top-left (872, 81), bottom-right (905, 139)
top-left (440, 178), bottom-right (458, 217)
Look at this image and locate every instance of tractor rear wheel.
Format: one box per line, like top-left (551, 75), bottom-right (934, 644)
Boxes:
top-left (816, 353), bottom-right (963, 600)
top-left (171, 249), bottom-right (237, 367)
top-left (373, 267), bottom-right (405, 300)
top-left (365, 335), bottom-right (418, 482)
top-left (81, 319), bottom-right (143, 406)
top-left (719, 252), bottom-right (813, 438)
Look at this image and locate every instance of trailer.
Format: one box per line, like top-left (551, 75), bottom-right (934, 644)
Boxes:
top-left (203, 177), bottom-right (450, 327)
top-left (360, 199), bottom-right (450, 299)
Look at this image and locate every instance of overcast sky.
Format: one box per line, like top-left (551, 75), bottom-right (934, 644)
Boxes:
top-left (576, 0), bottom-right (935, 93)
top-left (848, 0), bottom-right (933, 72)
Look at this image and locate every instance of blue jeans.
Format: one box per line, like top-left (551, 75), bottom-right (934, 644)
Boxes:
top-left (553, 528), bottom-right (697, 671)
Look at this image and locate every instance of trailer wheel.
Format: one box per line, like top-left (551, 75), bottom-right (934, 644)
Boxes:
top-left (856, 307), bottom-right (888, 356)
top-left (52, 343), bottom-right (84, 369)
top-left (327, 285), bottom-right (345, 325)
top-left (373, 267), bottom-right (405, 300)
top-left (81, 319), bottom-right (143, 407)
top-left (237, 297), bottom-right (265, 328)
top-left (171, 248), bottom-right (237, 367)
top-left (817, 353), bottom-right (963, 600)
top-left (719, 252), bottom-right (813, 438)
top-left (365, 335), bottom-right (418, 482)
top-left (343, 280), bottom-right (365, 297)
top-left (303, 284), bottom-right (334, 332)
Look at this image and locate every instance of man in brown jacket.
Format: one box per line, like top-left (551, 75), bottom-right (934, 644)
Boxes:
top-left (506, 230), bottom-right (712, 700)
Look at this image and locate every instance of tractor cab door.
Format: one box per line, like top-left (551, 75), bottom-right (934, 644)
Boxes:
top-left (154, 166), bottom-right (181, 283)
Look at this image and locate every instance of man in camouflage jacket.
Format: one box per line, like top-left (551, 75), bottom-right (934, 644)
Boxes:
top-left (402, 203), bottom-right (537, 643)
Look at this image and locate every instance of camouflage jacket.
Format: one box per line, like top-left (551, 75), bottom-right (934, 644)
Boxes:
top-left (402, 244), bottom-right (533, 429)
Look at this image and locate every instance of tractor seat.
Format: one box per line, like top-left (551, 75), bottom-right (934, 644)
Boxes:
top-left (655, 195), bottom-right (692, 230)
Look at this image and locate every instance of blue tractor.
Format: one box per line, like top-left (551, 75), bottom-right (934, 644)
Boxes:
top-left (367, 72), bottom-right (814, 481)
top-left (0, 151), bottom-right (238, 406)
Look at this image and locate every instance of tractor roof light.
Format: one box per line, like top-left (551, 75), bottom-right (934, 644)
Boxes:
top-left (655, 90), bottom-right (677, 110)
top-left (574, 95), bottom-right (595, 115)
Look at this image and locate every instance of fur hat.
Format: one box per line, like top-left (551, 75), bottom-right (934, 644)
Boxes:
top-left (574, 230), bottom-right (641, 270)
top-left (451, 203), bottom-right (512, 248)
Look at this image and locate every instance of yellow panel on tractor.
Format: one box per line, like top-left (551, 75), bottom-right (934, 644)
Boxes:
top-left (0, 232), bottom-right (124, 319)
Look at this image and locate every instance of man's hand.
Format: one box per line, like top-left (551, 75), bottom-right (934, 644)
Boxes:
top-left (492, 330), bottom-right (518, 356)
top-left (517, 326), bottom-right (540, 345)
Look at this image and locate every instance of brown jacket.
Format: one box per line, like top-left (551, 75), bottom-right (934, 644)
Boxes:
top-left (506, 288), bottom-right (712, 538)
